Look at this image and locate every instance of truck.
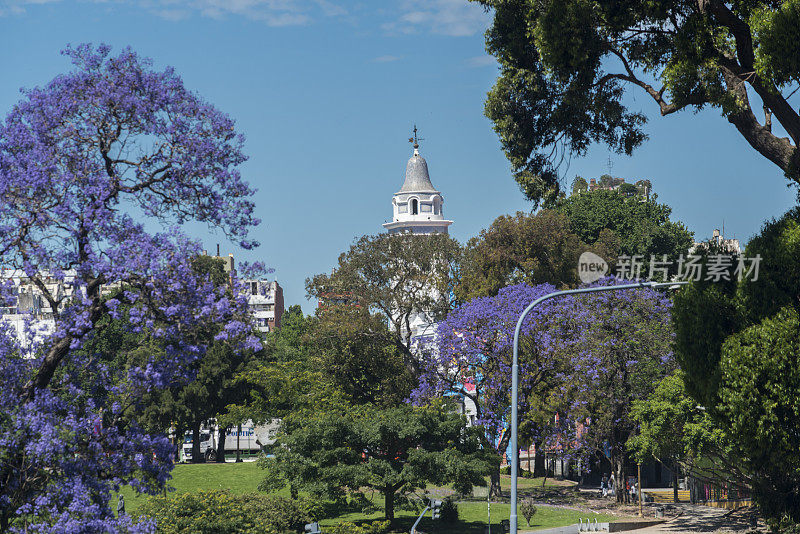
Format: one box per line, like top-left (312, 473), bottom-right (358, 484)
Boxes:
top-left (180, 420), bottom-right (279, 462)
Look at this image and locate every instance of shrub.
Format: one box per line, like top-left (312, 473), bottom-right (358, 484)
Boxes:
top-left (439, 498), bottom-right (459, 524)
top-left (134, 490), bottom-right (318, 533)
top-left (520, 499), bottom-right (538, 527)
top-left (324, 520), bottom-right (390, 534)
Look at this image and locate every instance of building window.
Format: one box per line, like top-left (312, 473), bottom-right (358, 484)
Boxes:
top-left (251, 282), bottom-right (258, 295)
top-left (411, 199), bottom-right (418, 215)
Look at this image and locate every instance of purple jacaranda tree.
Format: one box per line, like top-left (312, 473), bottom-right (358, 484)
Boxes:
top-left (556, 279), bottom-right (674, 502)
top-left (0, 44), bottom-right (260, 532)
top-left (412, 283), bottom-right (573, 497)
top-left (413, 279), bottom-right (674, 497)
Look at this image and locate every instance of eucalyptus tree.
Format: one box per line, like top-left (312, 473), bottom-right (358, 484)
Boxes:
top-left (477, 0), bottom-right (800, 204)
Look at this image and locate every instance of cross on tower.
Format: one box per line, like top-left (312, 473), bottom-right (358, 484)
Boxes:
top-left (408, 125), bottom-right (424, 149)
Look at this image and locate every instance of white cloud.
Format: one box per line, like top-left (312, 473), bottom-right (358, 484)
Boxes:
top-left (0, 0), bottom-right (346, 25)
top-left (372, 54), bottom-right (401, 63)
top-left (384, 0), bottom-right (490, 37)
top-left (465, 54), bottom-right (495, 68)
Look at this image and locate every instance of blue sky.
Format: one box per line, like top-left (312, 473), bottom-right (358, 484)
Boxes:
top-left (1, 0), bottom-right (796, 311)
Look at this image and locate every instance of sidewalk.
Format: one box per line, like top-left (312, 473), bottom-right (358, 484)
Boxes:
top-left (619, 504), bottom-right (760, 533)
top-left (517, 503), bottom-right (760, 534)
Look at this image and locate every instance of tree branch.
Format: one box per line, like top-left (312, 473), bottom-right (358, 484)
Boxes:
top-left (599, 49), bottom-right (706, 116)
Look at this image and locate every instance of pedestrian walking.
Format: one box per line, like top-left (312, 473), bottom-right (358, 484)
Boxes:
top-left (609, 473), bottom-right (615, 496)
top-left (601, 474), bottom-right (608, 497)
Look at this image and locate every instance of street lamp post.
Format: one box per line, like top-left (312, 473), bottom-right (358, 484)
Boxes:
top-left (508, 281), bottom-right (686, 533)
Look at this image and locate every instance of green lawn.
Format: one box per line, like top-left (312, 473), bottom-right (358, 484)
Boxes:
top-left (119, 463), bottom-right (619, 532)
top-left (119, 461), bottom-right (268, 514)
top-left (318, 498), bottom-right (618, 533)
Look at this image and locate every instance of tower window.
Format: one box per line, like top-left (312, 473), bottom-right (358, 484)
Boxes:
top-left (411, 199), bottom-right (418, 215)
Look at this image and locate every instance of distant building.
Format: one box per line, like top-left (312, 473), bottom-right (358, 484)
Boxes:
top-left (690, 228), bottom-right (742, 254)
top-left (382, 136), bottom-right (453, 236)
top-left (0, 269), bottom-right (76, 343)
top-left (209, 250), bottom-right (284, 333)
top-left (2, 252), bottom-right (285, 341)
top-left (244, 279), bottom-right (284, 333)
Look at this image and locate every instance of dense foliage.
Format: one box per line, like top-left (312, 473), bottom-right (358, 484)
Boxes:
top-left (415, 280), bottom-right (674, 500)
top-left (552, 190), bottom-right (694, 270)
top-left (306, 232), bottom-right (461, 365)
top-left (134, 491), bottom-right (319, 534)
top-left (259, 401), bottom-right (492, 523)
top-left (0, 44), bottom-right (259, 532)
top-left (457, 210), bottom-right (617, 300)
top-left (457, 189), bottom-right (692, 301)
top-left (477, 0), bottom-right (800, 204)
top-left (665, 207), bottom-right (800, 525)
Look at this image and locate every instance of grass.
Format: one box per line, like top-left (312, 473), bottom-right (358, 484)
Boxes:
top-left (118, 463), bottom-right (621, 532)
top-left (118, 461), bottom-right (268, 515)
top-left (317, 498), bottom-right (618, 533)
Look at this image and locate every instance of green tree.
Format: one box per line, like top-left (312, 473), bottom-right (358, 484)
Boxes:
top-left (553, 189), bottom-right (693, 271)
top-left (572, 176), bottom-right (589, 194)
top-left (229, 305), bottom-right (415, 423)
top-left (629, 372), bottom-right (703, 503)
top-left (309, 306), bottom-right (416, 407)
top-left (259, 402), bottom-right (492, 524)
top-left (671, 207), bottom-right (800, 525)
top-left (717, 307), bottom-right (800, 526)
top-left (457, 209), bottom-right (619, 300)
top-left (306, 232), bottom-right (462, 367)
top-left (477, 0), bottom-right (800, 204)
top-left (627, 371), bottom-right (740, 504)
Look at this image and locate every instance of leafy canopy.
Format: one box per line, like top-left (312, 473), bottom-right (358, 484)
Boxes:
top-left (259, 401), bottom-right (492, 523)
top-left (477, 0), bottom-right (800, 204)
top-left (0, 43), bottom-right (259, 532)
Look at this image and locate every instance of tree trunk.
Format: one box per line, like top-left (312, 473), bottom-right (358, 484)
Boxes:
top-left (490, 466), bottom-right (503, 498)
top-left (615, 459), bottom-right (625, 504)
top-left (191, 421), bottom-right (202, 464)
top-left (672, 464), bottom-right (679, 503)
top-left (533, 441), bottom-right (546, 477)
top-left (216, 426), bottom-right (228, 463)
top-left (527, 445), bottom-right (532, 473)
top-left (383, 487), bottom-right (395, 524)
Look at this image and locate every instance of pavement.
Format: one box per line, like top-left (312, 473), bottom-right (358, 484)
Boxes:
top-left (628, 504), bottom-right (761, 533)
top-left (514, 503), bottom-right (761, 534)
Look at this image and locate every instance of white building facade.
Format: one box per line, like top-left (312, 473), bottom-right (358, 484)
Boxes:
top-left (383, 143), bottom-right (453, 236)
top-left (243, 279), bottom-right (284, 333)
top-left (0, 269), bottom-right (80, 344)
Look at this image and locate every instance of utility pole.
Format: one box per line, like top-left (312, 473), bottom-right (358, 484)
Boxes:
top-left (236, 424), bottom-right (242, 462)
top-left (638, 463), bottom-right (643, 517)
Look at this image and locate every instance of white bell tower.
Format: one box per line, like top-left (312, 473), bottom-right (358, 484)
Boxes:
top-left (383, 126), bottom-right (453, 235)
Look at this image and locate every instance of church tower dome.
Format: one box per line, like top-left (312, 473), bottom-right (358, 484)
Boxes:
top-left (383, 127), bottom-right (453, 235)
